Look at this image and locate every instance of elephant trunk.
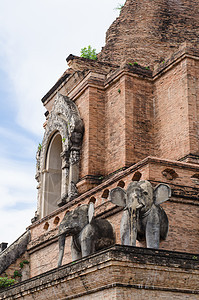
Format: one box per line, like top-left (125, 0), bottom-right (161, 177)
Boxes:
top-left (130, 208), bottom-right (139, 246)
top-left (129, 197), bottom-right (144, 246)
top-left (57, 234), bottom-right (66, 267)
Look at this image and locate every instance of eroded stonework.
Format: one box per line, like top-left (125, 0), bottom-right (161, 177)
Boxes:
top-left (0, 231), bottom-right (30, 276)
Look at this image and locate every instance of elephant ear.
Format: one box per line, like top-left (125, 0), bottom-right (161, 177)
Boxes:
top-left (88, 202), bottom-right (95, 223)
top-left (109, 187), bottom-right (126, 207)
top-left (154, 184), bottom-right (171, 205)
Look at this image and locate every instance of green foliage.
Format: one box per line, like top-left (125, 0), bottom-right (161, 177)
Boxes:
top-left (192, 255), bottom-right (198, 260)
top-left (80, 45), bottom-right (97, 60)
top-left (19, 260), bottom-right (29, 269)
top-left (62, 138), bottom-right (66, 143)
top-left (118, 89), bottom-right (121, 93)
top-left (13, 270), bottom-right (22, 278)
top-left (0, 277), bottom-right (15, 289)
top-left (38, 143), bottom-right (42, 151)
top-left (133, 62), bottom-right (138, 66)
top-left (128, 62), bottom-right (133, 66)
top-left (115, 4), bottom-right (124, 11)
top-left (19, 262), bottom-right (23, 269)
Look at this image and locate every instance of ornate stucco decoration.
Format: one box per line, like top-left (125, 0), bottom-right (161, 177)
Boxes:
top-left (36, 93), bottom-right (84, 219)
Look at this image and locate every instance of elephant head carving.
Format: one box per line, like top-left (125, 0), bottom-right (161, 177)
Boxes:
top-left (110, 180), bottom-right (171, 249)
top-left (58, 203), bottom-right (115, 266)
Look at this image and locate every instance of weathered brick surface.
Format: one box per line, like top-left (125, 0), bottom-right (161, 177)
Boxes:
top-left (20, 158), bottom-right (199, 278)
top-left (0, 246), bottom-right (198, 300)
top-left (41, 49), bottom-right (199, 189)
top-left (98, 0), bottom-right (199, 67)
top-left (2, 2), bottom-right (199, 299)
top-left (187, 58), bottom-right (199, 156)
top-left (154, 57), bottom-right (190, 160)
top-left (1, 253), bottom-right (30, 282)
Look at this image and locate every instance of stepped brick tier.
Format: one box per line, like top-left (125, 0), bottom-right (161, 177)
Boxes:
top-left (0, 246), bottom-right (198, 300)
top-left (1, 0), bottom-right (199, 299)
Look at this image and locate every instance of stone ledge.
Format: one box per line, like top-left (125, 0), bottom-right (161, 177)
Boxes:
top-left (0, 245), bottom-right (198, 299)
top-left (0, 231), bottom-right (30, 276)
top-left (153, 42), bottom-right (199, 78)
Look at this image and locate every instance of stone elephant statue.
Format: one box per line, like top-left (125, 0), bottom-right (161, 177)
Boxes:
top-left (110, 180), bottom-right (171, 249)
top-left (58, 203), bottom-right (115, 266)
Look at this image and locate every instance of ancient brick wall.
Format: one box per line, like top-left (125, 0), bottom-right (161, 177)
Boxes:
top-left (1, 2), bottom-right (199, 298)
top-left (98, 0), bottom-right (199, 67)
top-left (187, 58), bottom-right (199, 157)
top-left (104, 71), bottom-right (154, 175)
top-left (154, 57), bottom-right (190, 160)
top-left (154, 55), bottom-right (199, 162)
top-left (105, 76), bottom-right (126, 174)
top-left (42, 50), bottom-right (199, 185)
top-left (124, 73), bottom-right (154, 165)
top-left (1, 246), bottom-right (198, 300)
top-left (23, 158), bottom-right (199, 277)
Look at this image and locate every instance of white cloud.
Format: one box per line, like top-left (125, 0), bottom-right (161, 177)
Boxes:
top-left (0, 209), bottom-right (34, 246)
top-left (0, 126), bottom-right (39, 160)
top-left (0, 156), bottom-right (37, 245)
top-left (0, 0), bottom-right (122, 136)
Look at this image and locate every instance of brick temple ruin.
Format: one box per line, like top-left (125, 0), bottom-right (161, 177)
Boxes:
top-left (0, 0), bottom-right (199, 299)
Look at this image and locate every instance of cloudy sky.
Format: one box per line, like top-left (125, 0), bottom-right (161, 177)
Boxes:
top-left (0, 0), bottom-right (125, 245)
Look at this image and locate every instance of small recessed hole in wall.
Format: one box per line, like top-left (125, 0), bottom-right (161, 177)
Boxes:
top-left (43, 222), bottom-right (49, 230)
top-left (101, 189), bottom-right (109, 199)
top-left (191, 174), bottom-right (199, 184)
top-left (44, 110), bottom-right (49, 117)
top-left (89, 196), bottom-right (96, 204)
top-left (117, 180), bottom-right (125, 188)
top-left (132, 171), bottom-right (142, 181)
top-left (162, 168), bottom-right (178, 180)
top-left (54, 216), bottom-right (60, 225)
top-left (62, 210), bottom-right (70, 218)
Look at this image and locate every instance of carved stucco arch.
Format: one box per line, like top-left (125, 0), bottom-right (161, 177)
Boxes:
top-left (36, 93), bottom-right (84, 219)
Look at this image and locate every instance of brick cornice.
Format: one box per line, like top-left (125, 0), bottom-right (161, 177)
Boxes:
top-left (1, 245), bottom-right (198, 299)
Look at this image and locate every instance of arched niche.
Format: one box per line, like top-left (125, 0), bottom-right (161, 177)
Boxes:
top-left (162, 168), bottom-right (178, 180)
top-left (36, 93), bottom-right (84, 219)
top-left (42, 132), bottom-right (63, 216)
top-left (132, 171), bottom-right (142, 181)
top-left (117, 180), bottom-right (125, 188)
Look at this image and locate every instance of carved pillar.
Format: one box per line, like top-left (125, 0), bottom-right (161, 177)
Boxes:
top-left (58, 150), bottom-right (70, 207)
top-left (35, 148), bottom-right (41, 220)
top-left (67, 131), bottom-right (83, 201)
top-left (36, 94), bottom-right (84, 218)
top-left (41, 169), bottom-right (49, 218)
top-left (68, 148), bottom-right (80, 200)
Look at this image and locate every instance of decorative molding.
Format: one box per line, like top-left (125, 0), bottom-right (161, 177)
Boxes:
top-left (36, 93), bottom-right (84, 217)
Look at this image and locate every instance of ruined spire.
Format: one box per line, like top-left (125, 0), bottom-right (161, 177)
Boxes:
top-left (98, 0), bottom-right (199, 66)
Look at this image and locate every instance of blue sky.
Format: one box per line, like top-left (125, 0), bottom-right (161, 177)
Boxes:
top-left (0, 0), bottom-right (124, 245)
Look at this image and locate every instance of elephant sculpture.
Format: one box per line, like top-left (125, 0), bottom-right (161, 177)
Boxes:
top-left (110, 180), bottom-right (171, 249)
top-left (58, 203), bottom-right (115, 266)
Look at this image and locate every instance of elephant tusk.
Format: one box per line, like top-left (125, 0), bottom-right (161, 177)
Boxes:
top-left (56, 232), bottom-right (70, 239)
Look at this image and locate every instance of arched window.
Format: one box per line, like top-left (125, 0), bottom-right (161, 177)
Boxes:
top-left (42, 132), bottom-right (62, 216)
top-left (36, 94), bottom-right (84, 219)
